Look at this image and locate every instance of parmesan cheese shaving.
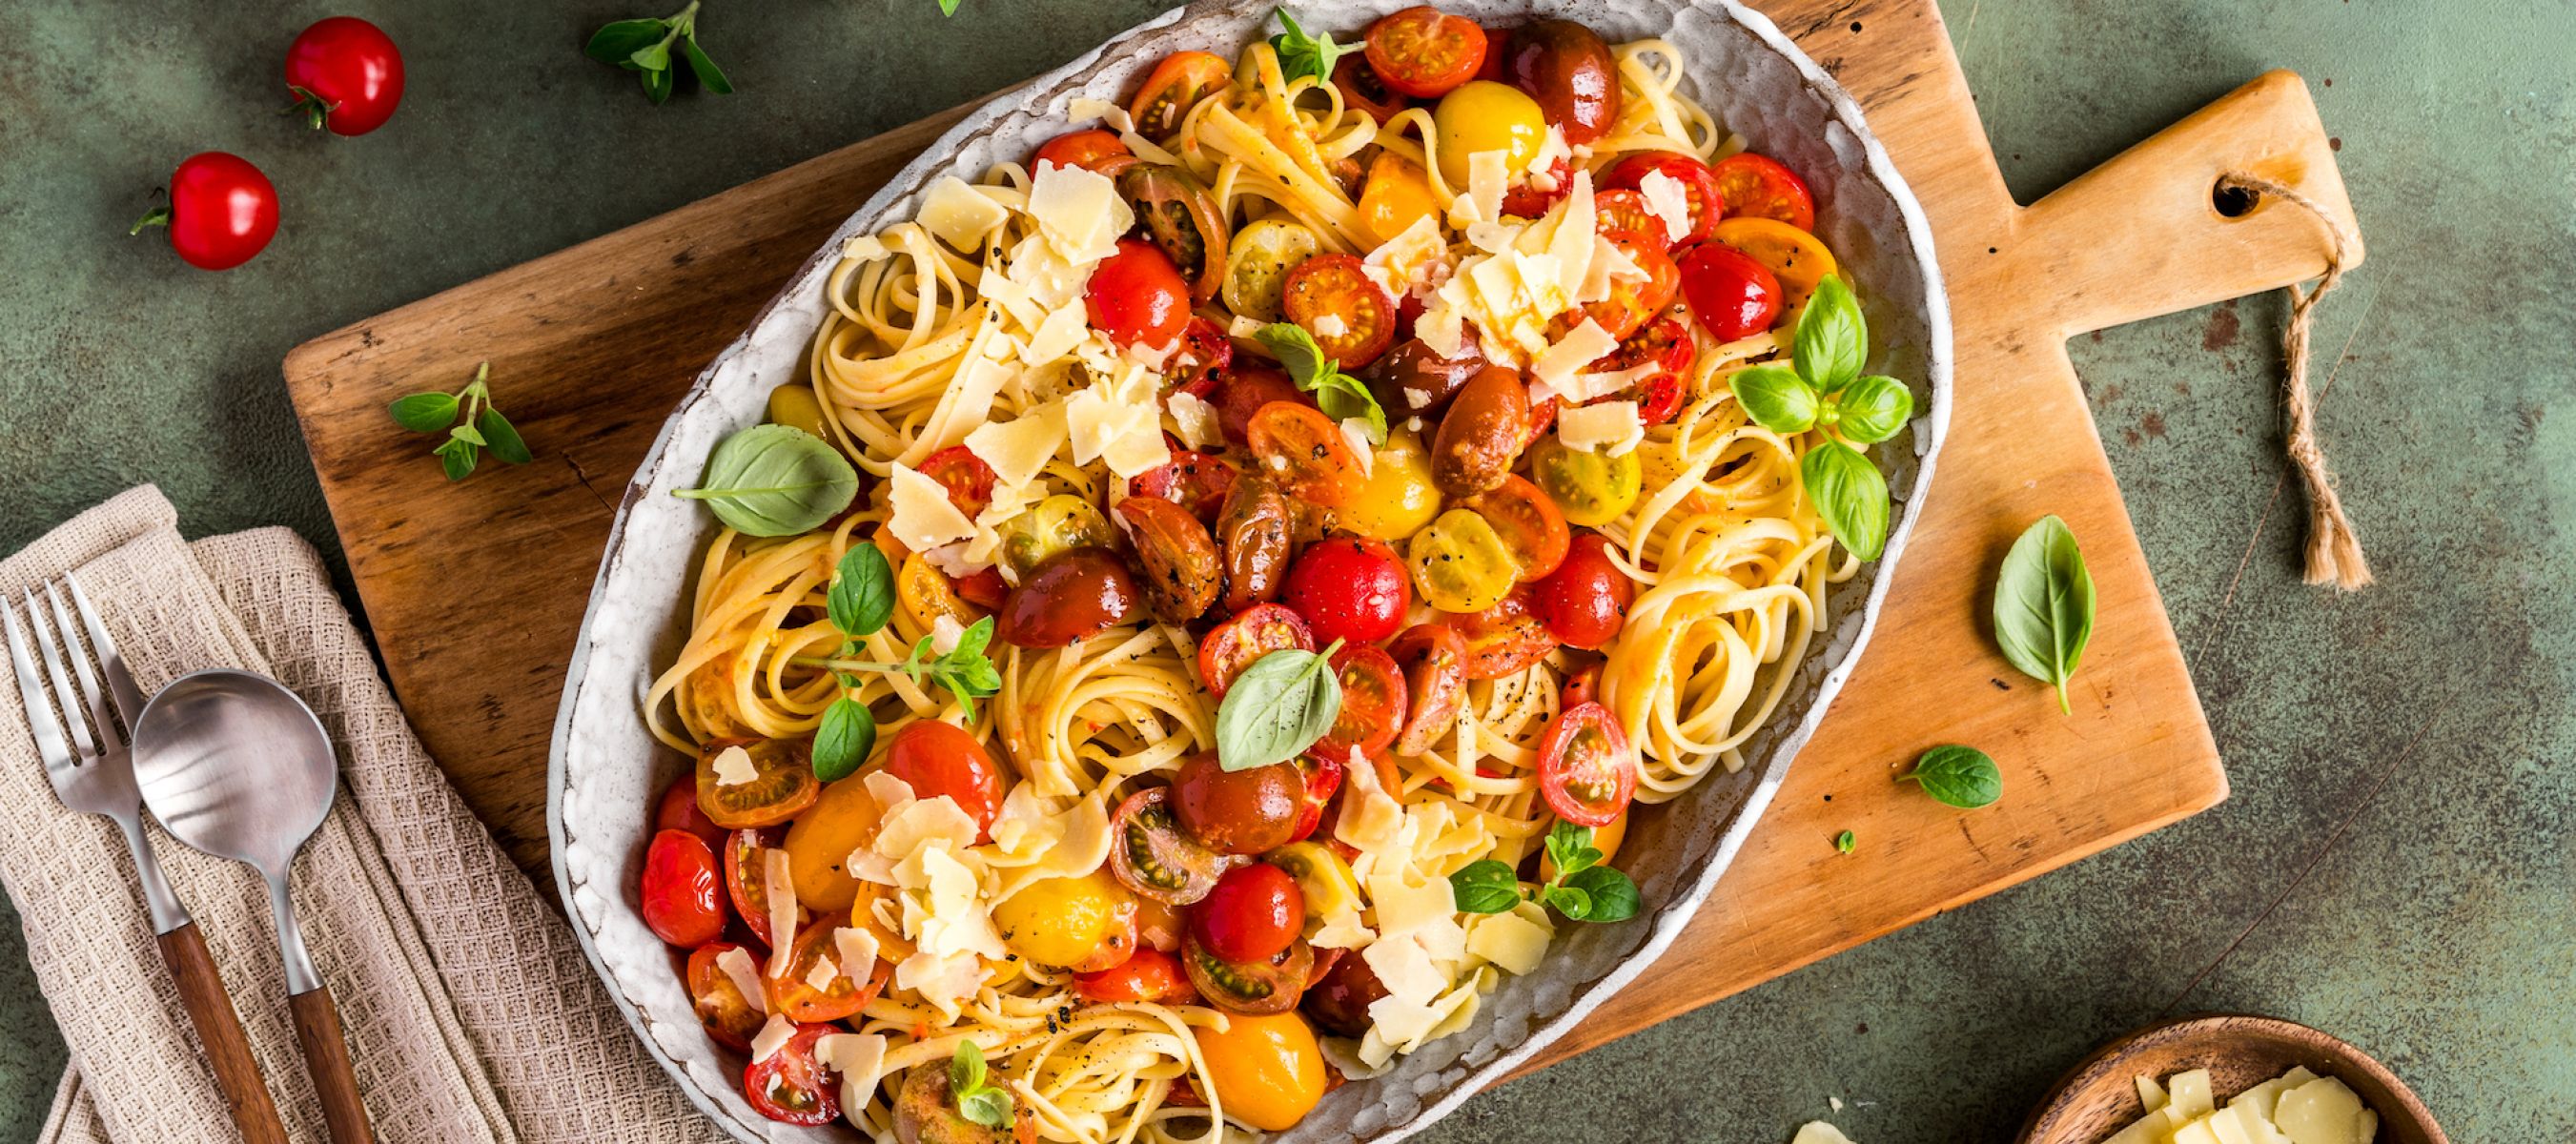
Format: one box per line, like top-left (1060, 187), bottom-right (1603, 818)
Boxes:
top-left (1557, 400), bottom-right (1646, 456)
top-left (805, 953), bottom-right (840, 992)
top-left (764, 848), bottom-right (800, 977)
top-left (1165, 391), bottom-right (1222, 450)
top-left (714, 946), bottom-right (768, 1015)
top-left (749, 1013), bottom-right (796, 1063)
top-left (917, 176), bottom-right (1011, 251)
top-left (1024, 161), bottom-right (1132, 264)
top-left (833, 927), bottom-right (880, 984)
top-left (708, 745), bottom-right (756, 787)
top-left (963, 401), bottom-right (1065, 489)
top-left (1529, 318), bottom-right (1620, 398)
top-left (1637, 169), bottom-right (1695, 245)
top-left (887, 462), bottom-right (977, 553)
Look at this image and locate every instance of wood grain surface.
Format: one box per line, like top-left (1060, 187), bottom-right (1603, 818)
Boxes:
top-left (279, 0), bottom-right (2361, 1077)
top-left (154, 922), bottom-right (288, 1144)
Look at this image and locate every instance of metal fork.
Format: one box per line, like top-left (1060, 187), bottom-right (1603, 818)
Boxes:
top-left (6, 576), bottom-right (288, 1144)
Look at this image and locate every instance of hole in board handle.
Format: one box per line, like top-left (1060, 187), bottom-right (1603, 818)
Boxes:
top-left (2212, 179), bottom-right (2261, 218)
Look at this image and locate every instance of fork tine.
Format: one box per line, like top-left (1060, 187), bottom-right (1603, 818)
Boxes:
top-left (3, 602), bottom-right (76, 774)
top-left (22, 590), bottom-right (98, 759)
top-left (60, 576), bottom-right (144, 735)
top-left (44, 583), bottom-right (122, 751)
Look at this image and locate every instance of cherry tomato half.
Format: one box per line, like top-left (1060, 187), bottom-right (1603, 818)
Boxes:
top-left (1087, 237), bottom-right (1193, 350)
top-left (1074, 946), bottom-right (1200, 1004)
top-left (1532, 533), bottom-right (1633, 650)
top-left (284, 17), bottom-right (404, 136)
top-left (1530, 435), bottom-right (1642, 528)
top-left (1602, 152), bottom-right (1724, 247)
top-left (1365, 7), bottom-right (1488, 99)
top-left (996, 546), bottom-right (1142, 649)
top-left (134, 153), bottom-right (277, 272)
top-left (1710, 153), bottom-right (1817, 231)
top-left (1315, 644), bottom-right (1406, 761)
top-left (1286, 753), bottom-right (1346, 843)
top-left (742, 1022), bottom-right (842, 1126)
top-left (1109, 785), bottom-right (1238, 905)
top-left (1034, 128), bottom-right (1138, 177)
top-left (1300, 948), bottom-right (1390, 1037)
top-left (1594, 188), bottom-right (1667, 248)
top-left (1198, 603), bottom-right (1314, 699)
top-left (1183, 933), bottom-right (1314, 1017)
top-left (1216, 476), bottom-right (1295, 612)
top-left (656, 771), bottom-right (727, 850)
top-left (1432, 366), bottom-right (1533, 498)
top-left (723, 826), bottom-right (798, 949)
top-left (767, 910), bottom-right (891, 1022)
top-left (1387, 623), bottom-right (1470, 757)
top-left (1211, 364), bottom-right (1314, 447)
top-left (1117, 494), bottom-right (1221, 624)
top-left (1331, 54), bottom-right (1412, 125)
top-left (1463, 474), bottom-right (1571, 582)
top-left (1172, 750), bottom-right (1306, 857)
top-left (1407, 509), bottom-right (1520, 614)
top-left (1451, 585), bottom-right (1557, 680)
top-left (1578, 236), bottom-right (1682, 341)
top-left (1164, 316), bottom-right (1234, 398)
top-left (1130, 449), bottom-right (1239, 522)
top-left (685, 941), bottom-right (767, 1052)
top-left (1246, 402), bottom-right (1369, 507)
top-left (1678, 242), bottom-right (1784, 341)
top-left (1193, 863), bottom-right (1306, 964)
top-left (1280, 539), bottom-right (1410, 644)
top-left (917, 444), bottom-right (998, 519)
top-left (1129, 51), bottom-right (1231, 140)
top-left (641, 828), bottom-right (726, 947)
top-left (885, 719), bottom-right (1012, 843)
top-left (1596, 313), bottom-right (1697, 425)
top-left (1537, 702), bottom-right (1638, 827)
top-left (1281, 254), bottom-right (1398, 368)
top-left (696, 738), bottom-right (820, 829)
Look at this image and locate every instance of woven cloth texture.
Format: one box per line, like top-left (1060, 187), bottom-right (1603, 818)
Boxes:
top-left (0, 487), bottom-right (725, 1144)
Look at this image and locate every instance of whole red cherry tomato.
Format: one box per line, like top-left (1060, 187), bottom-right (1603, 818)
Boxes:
top-left (885, 720), bottom-right (1012, 843)
top-left (1033, 129), bottom-right (1138, 177)
top-left (654, 772), bottom-right (726, 850)
top-left (132, 153), bottom-right (278, 272)
top-left (1280, 538), bottom-right (1410, 644)
top-left (1677, 242), bottom-right (1784, 340)
top-left (284, 16), bottom-right (406, 136)
top-left (1193, 863), bottom-right (1306, 963)
top-left (1086, 237), bottom-right (1192, 349)
top-left (1532, 533), bottom-right (1633, 649)
top-left (640, 828), bottom-right (726, 947)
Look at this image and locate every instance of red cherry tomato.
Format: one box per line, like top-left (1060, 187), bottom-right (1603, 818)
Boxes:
top-left (1532, 533), bottom-right (1633, 650)
top-left (742, 1022), bottom-right (842, 1126)
top-left (1678, 243), bottom-right (1784, 340)
top-left (766, 910), bottom-right (889, 1023)
top-left (1593, 314), bottom-right (1696, 425)
top-left (1281, 254), bottom-right (1398, 368)
top-left (655, 772), bottom-right (727, 850)
top-left (1280, 538), bottom-right (1410, 644)
top-left (1536, 702), bottom-right (1637, 827)
top-left (954, 566), bottom-right (1010, 610)
top-left (1130, 450), bottom-right (1239, 523)
top-left (1087, 237), bottom-right (1193, 349)
top-left (1449, 585), bottom-right (1556, 681)
top-left (1709, 153), bottom-right (1816, 231)
top-left (1197, 603), bottom-right (1314, 700)
top-left (1245, 402), bottom-right (1369, 508)
top-left (133, 153), bottom-right (277, 272)
top-left (1386, 623), bottom-right (1469, 757)
top-left (996, 546), bottom-right (1142, 648)
top-left (1472, 25), bottom-right (1507, 82)
top-left (1033, 128), bottom-right (1138, 177)
top-left (685, 941), bottom-right (767, 1051)
top-left (1364, 7), bottom-right (1489, 99)
top-left (1129, 51), bottom-right (1232, 140)
top-left (1594, 188), bottom-right (1669, 248)
top-left (641, 829), bottom-right (726, 947)
top-left (1500, 156), bottom-right (1572, 220)
top-left (1314, 644), bottom-right (1406, 761)
top-left (723, 826), bottom-right (798, 949)
top-left (885, 719), bottom-right (1011, 843)
top-left (916, 444), bottom-right (998, 519)
top-left (1559, 660), bottom-right (1603, 709)
top-left (1211, 365), bottom-right (1315, 446)
top-left (1288, 752), bottom-right (1346, 842)
top-left (283, 16), bottom-right (404, 136)
top-left (1164, 317), bottom-right (1234, 398)
top-left (1576, 237), bottom-right (1680, 341)
top-left (1074, 947), bottom-right (1200, 1004)
top-left (1601, 153), bottom-right (1724, 247)
top-left (1193, 863), bottom-right (1306, 963)
top-left (1331, 54), bottom-right (1412, 125)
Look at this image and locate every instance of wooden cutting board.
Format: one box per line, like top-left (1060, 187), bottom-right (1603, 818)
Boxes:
top-left (280, 0), bottom-right (2359, 1079)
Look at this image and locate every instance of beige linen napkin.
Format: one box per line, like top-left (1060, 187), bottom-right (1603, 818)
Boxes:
top-left (0, 487), bottom-right (726, 1144)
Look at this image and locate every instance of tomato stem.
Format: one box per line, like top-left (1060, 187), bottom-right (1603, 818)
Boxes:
top-left (283, 84), bottom-right (340, 132)
top-left (127, 207), bottom-right (172, 235)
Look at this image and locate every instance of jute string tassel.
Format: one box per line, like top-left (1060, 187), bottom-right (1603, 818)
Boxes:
top-left (2216, 171), bottom-right (2372, 590)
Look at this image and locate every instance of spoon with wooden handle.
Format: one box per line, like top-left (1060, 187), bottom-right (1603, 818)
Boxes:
top-left (131, 669), bottom-right (375, 1144)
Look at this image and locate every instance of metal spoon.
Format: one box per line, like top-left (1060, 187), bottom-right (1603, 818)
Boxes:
top-left (132, 668), bottom-right (376, 1144)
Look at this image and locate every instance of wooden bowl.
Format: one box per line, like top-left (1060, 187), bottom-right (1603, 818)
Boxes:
top-left (2016, 1014), bottom-right (2447, 1144)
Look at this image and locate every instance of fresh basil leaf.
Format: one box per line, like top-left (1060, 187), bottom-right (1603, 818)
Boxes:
top-left (1267, 9), bottom-right (1346, 85)
top-left (682, 36), bottom-right (733, 94)
top-left (1793, 275), bottom-right (1865, 393)
top-left (642, 61), bottom-right (675, 104)
top-left (950, 1041), bottom-right (986, 1101)
top-left (1993, 515), bottom-right (2095, 712)
top-left (1834, 829), bottom-right (1856, 854)
top-left (1312, 378), bottom-right (1389, 445)
top-left (1902, 745), bottom-right (2003, 808)
top-left (477, 406), bottom-right (533, 464)
top-left (1730, 363), bottom-right (1819, 434)
top-left (436, 438), bottom-right (478, 481)
top-left (1801, 442), bottom-right (1890, 562)
top-left (939, 0), bottom-right (962, 14)
top-left (1447, 860), bottom-right (1521, 914)
top-left (584, 18), bottom-right (668, 64)
top-left (1830, 374), bottom-right (1913, 445)
top-left (673, 423), bottom-right (860, 537)
top-left (828, 543), bottom-right (895, 638)
top-left (1255, 322), bottom-right (1330, 384)
top-left (389, 392), bottom-right (460, 433)
top-left (1562, 867), bottom-right (1638, 923)
top-left (1214, 644), bottom-right (1343, 771)
top-left (958, 1087), bottom-right (1012, 1130)
top-left (812, 697), bottom-right (875, 782)
top-left (1543, 883), bottom-right (1593, 920)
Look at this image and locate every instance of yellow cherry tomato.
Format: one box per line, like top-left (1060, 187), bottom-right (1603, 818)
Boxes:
top-left (1263, 842), bottom-right (1361, 920)
top-left (766, 383), bottom-right (831, 440)
top-left (1355, 153), bottom-right (1441, 248)
top-left (1223, 218), bottom-right (1323, 322)
top-left (1338, 428), bottom-right (1442, 541)
top-left (1407, 508), bottom-right (1519, 613)
top-left (1540, 812), bottom-right (1627, 882)
top-left (1193, 1011), bottom-right (1327, 1132)
top-left (1432, 80), bottom-right (1546, 189)
top-left (782, 773), bottom-right (888, 911)
top-left (1528, 436), bottom-right (1643, 528)
top-left (992, 869), bottom-right (1137, 970)
top-left (896, 552), bottom-right (979, 635)
top-left (1711, 216), bottom-right (1839, 315)
top-left (993, 494), bottom-right (1115, 580)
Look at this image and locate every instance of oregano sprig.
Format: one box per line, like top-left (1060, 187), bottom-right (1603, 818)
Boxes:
top-left (388, 361), bottom-right (532, 481)
top-left (948, 1041), bottom-right (1013, 1130)
top-left (1448, 822), bottom-right (1641, 924)
top-left (1267, 9), bottom-right (1348, 86)
top-left (1255, 322), bottom-right (1387, 444)
top-left (791, 544), bottom-right (1002, 781)
top-left (586, 1), bottom-right (733, 105)
top-left (1728, 276), bottom-right (1915, 560)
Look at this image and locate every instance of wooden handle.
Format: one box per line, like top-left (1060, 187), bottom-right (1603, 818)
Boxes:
top-left (155, 923), bottom-right (290, 1144)
top-left (2003, 70), bottom-right (2364, 337)
top-left (289, 986), bottom-right (376, 1144)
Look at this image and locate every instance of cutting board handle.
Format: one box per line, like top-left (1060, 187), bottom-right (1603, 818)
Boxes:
top-left (2003, 70), bottom-right (2362, 338)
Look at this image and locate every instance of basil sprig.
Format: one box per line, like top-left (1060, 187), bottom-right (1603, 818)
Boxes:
top-left (1728, 276), bottom-right (1914, 561)
top-left (1449, 823), bottom-right (1640, 924)
top-left (586, 1), bottom-right (734, 105)
top-left (389, 361), bottom-right (534, 481)
top-left (1993, 515), bottom-right (2096, 713)
top-left (1268, 9), bottom-right (1348, 86)
top-left (673, 423), bottom-right (859, 537)
top-left (1256, 322), bottom-right (1387, 444)
top-left (793, 544), bottom-right (1003, 780)
top-left (1900, 745), bottom-right (2002, 808)
top-left (948, 1041), bottom-right (1013, 1130)
top-left (1214, 640), bottom-right (1344, 772)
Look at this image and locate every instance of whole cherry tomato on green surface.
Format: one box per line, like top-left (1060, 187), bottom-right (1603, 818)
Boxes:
top-left (1280, 538), bottom-right (1410, 644)
top-left (284, 16), bottom-right (406, 135)
top-left (132, 153), bottom-right (278, 271)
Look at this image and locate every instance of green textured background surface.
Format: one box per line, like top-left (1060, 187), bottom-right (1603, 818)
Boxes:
top-left (1, 0), bottom-right (2570, 1140)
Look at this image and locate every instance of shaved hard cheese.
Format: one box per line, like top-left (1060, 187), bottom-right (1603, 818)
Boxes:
top-left (1333, 747), bottom-right (1406, 853)
top-left (833, 927), bottom-right (880, 983)
top-left (1064, 95), bottom-right (1136, 134)
top-left (765, 848), bottom-right (800, 977)
top-left (1019, 300), bottom-right (1091, 366)
top-left (963, 402), bottom-right (1066, 490)
top-left (841, 234), bottom-right (891, 262)
top-left (709, 745), bottom-right (757, 786)
top-left (917, 176), bottom-right (1011, 251)
top-left (1310, 313), bottom-right (1348, 338)
top-left (1529, 318), bottom-right (1620, 398)
top-left (1524, 125), bottom-right (1570, 185)
top-left (1339, 419), bottom-right (1376, 477)
top-left (818, 1033), bottom-right (889, 1111)
top-left (1637, 169), bottom-right (1695, 245)
top-left (1024, 161), bottom-right (1132, 264)
top-left (1791, 1124), bottom-right (1859, 1144)
top-left (1166, 391), bottom-right (1222, 450)
top-left (1557, 400), bottom-right (1645, 457)
top-left (1567, 360), bottom-right (1664, 403)
top-left (1446, 149), bottom-right (1509, 228)
top-left (1362, 214), bottom-right (1449, 296)
top-left (714, 945), bottom-right (768, 1014)
top-left (1577, 234), bottom-right (1648, 304)
top-left (805, 953), bottom-right (840, 992)
top-left (749, 1013), bottom-right (796, 1063)
top-left (888, 463), bottom-right (976, 554)
top-left (1463, 906), bottom-right (1552, 975)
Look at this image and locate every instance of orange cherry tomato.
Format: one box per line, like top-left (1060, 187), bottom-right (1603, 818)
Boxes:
top-left (1537, 701), bottom-right (1637, 827)
top-left (1129, 51), bottom-right (1232, 140)
top-left (1074, 946), bottom-right (1200, 1004)
top-left (1710, 152), bottom-right (1816, 231)
top-left (765, 910), bottom-right (890, 1023)
top-left (685, 940), bottom-right (767, 1052)
top-left (1602, 152), bottom-right (1724, 247)
top-left (723, 826), bottom-right (800, 949)
top-left (1387, 623), bottom-right (1469, 756)
top-left (1532, 532), bottom-right (1632, 650)
top-left (1579, 236), bottom-right (1680, 341)
top-left (1450, 585), bottom-right (1556, 680)
top-left (1330, 54), bottom-right (1411, 125)
top-left (1032, 128), bottom-right (1137, 177)
top-left (1593, 188), bottom-right (1667, 248)
top-left (1130, 449), bottom-right (1239, 523)
top-left (1116, 495), bottom-right (1222, 624)
top-left (917, 444), bottom-right (997, 518)
top-left (742, 1022), bottom-right (841, 1126)
top-left (695, 738), bottom-right (820, 830)
top-left (641, 828), bottom-right (726, 947)
top-left (1364, 6), bottom-right (1488, 98)
top-left (1088, 237), bottom-right (1193, 350)
top-left (1191, 1010), bottom-right (1327, 1131)
top-left (1677, 242), bottom-right (1783, 340)
top-left (1280, 254), bottom-right (1397, 368)
top-left (1431, 366), bottom-right (1532, 498)
top-left (884, 719), bottom-right (1012, 844)
top-left (1246, 402), bottom-right (1368, 507)
top-left (1355, 152), bottom-right (1442, 249)
top-left (1463, 474), bottom-right (1571, 582)
top-left (1197, 603), bottom-right (1314, 700)
top-left (1314, 643), bottom-right (1405, 761)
